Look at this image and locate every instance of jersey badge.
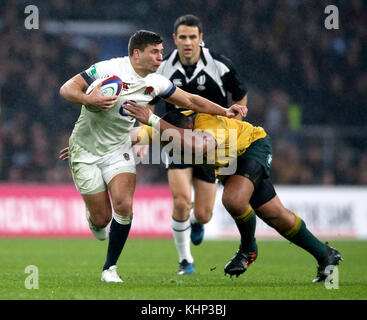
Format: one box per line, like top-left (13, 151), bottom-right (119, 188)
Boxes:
top-left (122, 82), bottom-right (130, 91)
top-left (172, 79), bottom-right (183, 87)
top-left (123, 153), bottom-right (130, 161)
top-left (197, 75), bottom-right (206, 91)
top-left (267, 154), bottom-right (273, 167)
top-left (144, 86), bottom-right (154, 95)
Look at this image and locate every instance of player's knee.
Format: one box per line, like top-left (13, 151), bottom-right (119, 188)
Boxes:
top-left (194, 208), bottom-right (212, 224)
top-left (113, 198), bottom-right (133, 216)
top-left (196, 215), bottom-right (211, 224)
top-left (222, 193), bottom-right (248, 216)
top-left (173, 195), bottom-right (191, 214)
top-left (91, 215), bottom-right (111, 228)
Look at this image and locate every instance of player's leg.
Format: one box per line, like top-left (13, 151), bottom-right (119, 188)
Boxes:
top-left (82, 191), bottom-right (112, 240)
top-left (68, 143), bottom-right (111, 241)
top-left (222, 156), bottom-right (264, 254)
top-left (192, 179), bottom-right (217, 223)
top-left (220, 146), bottom-right (276, 277)
top-left (254, 183), bottom-right (342, 282)
top-left (168, 167), bottom-right (194, 274)
top-left (222, 175), bottom-right (258, 277)
top-left (222, 136), bottom-right (273, 259)
top-left (190, 167), bottom-right (217, 245)
top-left (102, 172), bottom-right (136, 277)
top-left (99, 143), bottom-right (137, 282)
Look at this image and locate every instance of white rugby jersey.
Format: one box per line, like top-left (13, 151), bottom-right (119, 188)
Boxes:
top-left (70, 56), bottom-right (175, 156)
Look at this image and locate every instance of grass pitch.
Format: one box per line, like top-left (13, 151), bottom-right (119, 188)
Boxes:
top-left (0, 238), bottom-right (366, 300)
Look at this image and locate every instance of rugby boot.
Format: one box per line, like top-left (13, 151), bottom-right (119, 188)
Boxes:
top-left (312, 243), bottom-right (343, 283)
top-left (101, 265), bottom-right (123, 283)
top-left (190, 222), bottom-right (205, 245)
top-left (224, 244), bottom-right (258, 277)
top-left (177, 259), bottom-right (195, 275)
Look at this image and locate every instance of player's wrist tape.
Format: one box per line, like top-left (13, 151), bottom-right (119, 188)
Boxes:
top-left (148, 114), bottom-right (161, 128)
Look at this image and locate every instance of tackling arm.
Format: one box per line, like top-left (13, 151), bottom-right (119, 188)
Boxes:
top-left (123, 101), bottom-right (217, 156)
top-left (165, 87), bottom-right (247, 119)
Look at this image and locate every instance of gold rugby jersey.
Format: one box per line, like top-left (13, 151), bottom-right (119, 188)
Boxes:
top-left (138, 112), bottom-right (267, 168)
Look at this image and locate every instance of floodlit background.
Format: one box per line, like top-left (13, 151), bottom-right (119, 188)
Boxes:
top-left (0, 0), bottom-right (366, 238)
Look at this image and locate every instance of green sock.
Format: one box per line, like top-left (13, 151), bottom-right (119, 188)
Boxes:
top-left (283, 213), bottom-right (328, 263)
top-left (233, 207), bottom-right (257, 252)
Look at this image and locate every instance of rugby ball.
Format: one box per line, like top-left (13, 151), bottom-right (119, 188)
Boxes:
top-left (85, 75), bottom-right (123, 112)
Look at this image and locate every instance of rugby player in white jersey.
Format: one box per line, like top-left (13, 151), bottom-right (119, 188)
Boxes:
top-left (59, 30), bottom-right (247, 283)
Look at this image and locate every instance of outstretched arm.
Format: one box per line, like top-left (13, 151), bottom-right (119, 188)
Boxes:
top-left (165, 87), bottom-right (247, 119)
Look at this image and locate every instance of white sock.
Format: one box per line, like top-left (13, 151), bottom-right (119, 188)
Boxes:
top-left (113, 211), bottom-right (133, 225)
top-left (171, 217), bottom-right (193, 263)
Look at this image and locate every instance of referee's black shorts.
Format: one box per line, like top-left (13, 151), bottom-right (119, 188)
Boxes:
top-left (166, 162), bottom-right (216, 184)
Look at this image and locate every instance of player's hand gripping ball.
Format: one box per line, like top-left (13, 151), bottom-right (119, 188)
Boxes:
top-left (85, 75), bottom-right (123, 112)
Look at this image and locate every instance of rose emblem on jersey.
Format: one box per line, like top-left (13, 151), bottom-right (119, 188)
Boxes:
top-left (144, 86), bottom-right (154, 95)
top-left (122, 82), bottom-right (130, 91)
top-left (123, 153), bottom-right (130, 161)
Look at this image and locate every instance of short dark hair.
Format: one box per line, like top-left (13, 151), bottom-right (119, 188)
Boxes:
top-left (128, 30), bottom-right (163, 56)
top-left (162, 110), bottom-right (192, 128)
top-left (173, 14), bottom-right (203, 34)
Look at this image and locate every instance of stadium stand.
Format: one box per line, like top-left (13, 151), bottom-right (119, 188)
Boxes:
top-left (0, 0), bottom-right (366, 185)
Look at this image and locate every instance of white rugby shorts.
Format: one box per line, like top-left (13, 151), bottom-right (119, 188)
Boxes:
top-left (68, 141), bottom-right (136, 195)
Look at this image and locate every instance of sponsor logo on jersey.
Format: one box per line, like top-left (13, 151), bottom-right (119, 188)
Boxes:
top-left (86, 65), bottom-right (97, 78)
top-left (172, 78), bottom-right (183, 86)
top-left (120, 100), bottom-right (136, 117)
top-left (197, 75), bottom-right (206, 91)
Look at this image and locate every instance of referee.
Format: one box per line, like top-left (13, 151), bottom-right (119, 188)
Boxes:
top-left (148, 14), bottom-right (248, 275)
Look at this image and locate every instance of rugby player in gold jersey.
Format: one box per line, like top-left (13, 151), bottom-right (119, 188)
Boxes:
top-left (122, 101), bottom-right (343, 283)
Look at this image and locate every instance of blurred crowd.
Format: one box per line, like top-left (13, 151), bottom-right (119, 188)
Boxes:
top-left (0, 0), bottom-right (366, 185)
